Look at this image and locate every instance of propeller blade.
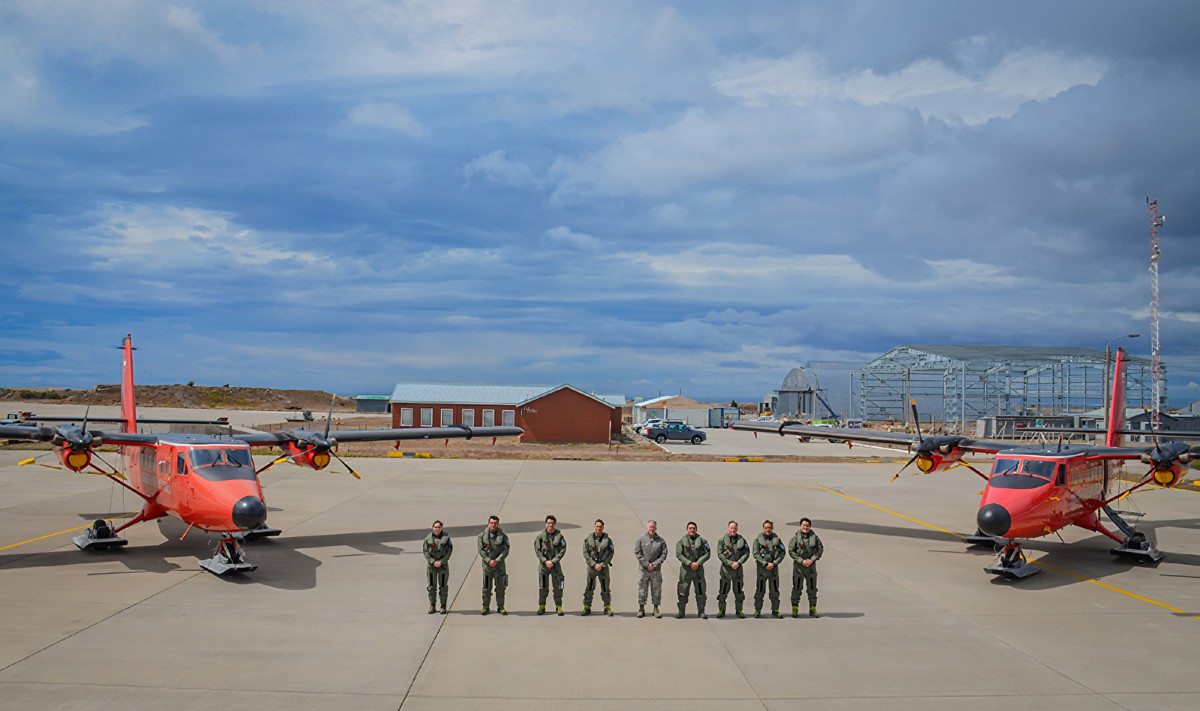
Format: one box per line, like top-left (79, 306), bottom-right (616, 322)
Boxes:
top-left (256, 455), bottom-right (292, 476)
top-left (323, 395), bottom-right (336, 440)
top-left (891, 453), bottom-right (919, 482)
top-left (909, 400), bottom-right (923, 443)
top-left (330, 451), bottom-right (361, 480)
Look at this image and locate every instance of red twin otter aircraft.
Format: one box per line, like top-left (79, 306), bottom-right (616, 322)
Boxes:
top-left (732, 348), bottom-right (1199, 579)
top-left (0, 335), bottom-right (523, 576)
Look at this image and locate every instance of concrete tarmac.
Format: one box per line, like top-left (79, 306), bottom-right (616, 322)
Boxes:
top-left (1, 450), bottom-right (1198, 710)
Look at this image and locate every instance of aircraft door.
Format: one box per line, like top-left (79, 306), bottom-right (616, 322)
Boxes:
top-left (174, 451), bottom-right (196, 517)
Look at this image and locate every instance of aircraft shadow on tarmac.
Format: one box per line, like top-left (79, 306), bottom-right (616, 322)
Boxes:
top-left (795, 518), bottom-right (1200, 593)
top-left (0, 519), bottom-right (576, 592)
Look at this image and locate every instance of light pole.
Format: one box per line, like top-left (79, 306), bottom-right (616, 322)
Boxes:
top-left (1104, 333), bottom-right (1140, 428)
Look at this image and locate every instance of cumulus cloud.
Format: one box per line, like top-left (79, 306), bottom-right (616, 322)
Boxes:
top-left (340, 102), bottom-right (428, 138)
top-left (717, 47), bottom-right (1108, 125)
top-left (463, 150), bottom-right (542, 189)
top-left (541, 225), bottom-right (599, 251)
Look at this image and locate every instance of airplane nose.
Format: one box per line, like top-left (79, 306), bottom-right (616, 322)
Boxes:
top-left (977, 503), bottom-right (1011, 537)
top-left (232, 496), bottom-right (267, 531)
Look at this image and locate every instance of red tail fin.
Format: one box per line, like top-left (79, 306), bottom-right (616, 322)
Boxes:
top-left (1106, 348), bottom-right (1127, 448)
top-left (121, 334), bottom-right (137, 434)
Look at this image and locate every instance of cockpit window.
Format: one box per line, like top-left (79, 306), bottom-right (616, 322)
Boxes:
top-left (188, 448), bottom-right (257, 481)
top-left (991, 458), bottom-right (1021, 475)
top-left (1022, 460), bottom-right (1056, 479)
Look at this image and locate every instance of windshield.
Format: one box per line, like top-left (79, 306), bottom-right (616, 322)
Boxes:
top-left (1022, 460), bottom-right (1056, 479)
top-left (991, 458), bottom-right (1021, 475)
top-left (188, 448), bottom-right (257, 481)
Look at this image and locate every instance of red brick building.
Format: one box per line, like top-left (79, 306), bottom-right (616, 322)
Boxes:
top-left (389, 383), bottom-right (623, 444)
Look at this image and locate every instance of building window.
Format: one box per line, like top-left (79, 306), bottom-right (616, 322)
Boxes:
top-left (441, 408), bottom-right (454, 426)
top-left (483, 409), bottom-right (495, 427)
top-left (502, 410), bottom-right (515, 427)
top-left (463, 409), bottom-right (475, 427)
top-left (421, 408), bottom-right (433, 427)
top-left (400, 408), bottom-right (413, 426)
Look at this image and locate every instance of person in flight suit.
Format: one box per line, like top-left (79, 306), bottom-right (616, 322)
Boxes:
top-left (423, 520), bottom-right (453, 614)
top-left (477, 515), bottom-right (510, 615)
top-left (788, 517), bottom-right (824, 617)
top-left (715, 520), bottom-right (750, 618)
top-left (675, 521), bottom-right (710, 618)
top-left (534, 514), bottom-right (568, 616)
top-left (581, 519), bottom-right (615, 616)
top-left (633, 520), bottom-right (668, 618)
top-left (753, 519), bottom-right (786, 618)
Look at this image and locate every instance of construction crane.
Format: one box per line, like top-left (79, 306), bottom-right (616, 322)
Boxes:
top-left (1148, 197), bottom-right (1165, 431)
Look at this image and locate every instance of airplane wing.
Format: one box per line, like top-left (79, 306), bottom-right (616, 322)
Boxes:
top-left (234, 425), bottom-right (523, 446)
top-left (729, 420), bottom-right (1012, 454)
top-left (730, 420), bottom-right (918, 447)
top-left (0, 424), bottom-right (56, 441)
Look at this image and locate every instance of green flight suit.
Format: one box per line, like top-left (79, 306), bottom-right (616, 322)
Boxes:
top-left (534, 529), bottom-right (568, 607)
top-left (788, 529), bottom-right (824, 607)
top-left (753, 532), bottom-right (786, 612)
top-left (675, 533), bottom-right (710, 614)
top-left (422, 531), bottom-right (453, 608)
top-left (582, 532), bottom-right (615, 607)
top-left (477, 526), bottom-right (510, 609)
top-left (716, 532), bottom-right (750, 613)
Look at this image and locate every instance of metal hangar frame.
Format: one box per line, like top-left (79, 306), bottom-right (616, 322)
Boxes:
top-left (855, 345), bottom-right (1155, 433)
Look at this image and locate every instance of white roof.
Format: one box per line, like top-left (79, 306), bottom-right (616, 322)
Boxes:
top-left (390, 383), bottom-right (622, 408)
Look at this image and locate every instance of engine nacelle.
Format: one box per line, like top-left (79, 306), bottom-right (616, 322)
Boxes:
top-left (56, 447), bottom-right (92, 472)
top-left (1150, 462), bottom-right (1186, 488)
top-left (915, 448), bottom-right (964, 473)
top-left (284, 441), bottom-right (333, 470)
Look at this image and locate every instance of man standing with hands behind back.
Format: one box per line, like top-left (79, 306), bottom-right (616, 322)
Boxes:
top-left (789, 517), bottom-right (824, 617)
top-left (633, 520), bottom-right (668, 618)
top-left (478, 515), bottom-right (509, 615)
top-left (753, 519), bottom-right (786, 618)
top-left (534, 514), bottom-right (568, 616)
top-left (716, 520), bottom-right (750, 618)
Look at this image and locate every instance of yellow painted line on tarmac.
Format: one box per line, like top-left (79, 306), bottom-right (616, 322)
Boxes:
top-left (0, 513), bottom-right (135, 552)
top-left (809, 484), bottom-right (965, 539)
top-left (808, 484), bottom-right (1199, 620)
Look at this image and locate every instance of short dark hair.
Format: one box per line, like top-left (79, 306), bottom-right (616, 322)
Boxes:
top-left (799, 517), bottom-right (812, 526)
top-left (763, 519), bottom-right (773, 527)
top-left (433, 520), bottom-right (443, 527)
top-left (488, 515), bottom-right (500, 523)
top-left (687, 521), bottom-right (697, 528)
top-left (728, 520), bottom-right (738, 526)
top-left (545, 514), bottom-right (557, 524)
top-left (594, 519), bottom-right (605, 526)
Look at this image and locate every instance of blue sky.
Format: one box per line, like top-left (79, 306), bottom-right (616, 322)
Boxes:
top-left (2, 1), bottom-right (1199, 407)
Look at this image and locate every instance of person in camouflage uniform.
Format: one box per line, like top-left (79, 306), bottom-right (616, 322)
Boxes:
top-left (422, 520), bottom-right (453, 614)
top-left (534, 514), bottom-right (568, 615)
top-left (675, 521), bottom-right (710, 618)
top-left (788, 517), bottom-right (824, 617)
top-left (753, 519), bottom-right (786, 618)
top-left (581, 519), bottom-right (615, 616)
top-left (715, 520), bottom-right (750, 618)
top-left (477, 515), bottom-right (509, 615)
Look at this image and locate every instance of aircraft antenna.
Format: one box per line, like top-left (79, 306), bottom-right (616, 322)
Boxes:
top-left (1148, 198), bottom-right (1164, 432)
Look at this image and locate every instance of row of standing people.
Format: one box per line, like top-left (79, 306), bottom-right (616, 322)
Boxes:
top-left (423, 515), bottom-right (823, 619)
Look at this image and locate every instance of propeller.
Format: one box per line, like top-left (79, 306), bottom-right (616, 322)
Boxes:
top-left (889, 400), bottom-right (926, 481)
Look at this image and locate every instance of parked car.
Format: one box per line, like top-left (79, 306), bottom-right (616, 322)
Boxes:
top-left (645, 423), bottom-right (707, 445)
top-left (634, 418), bottom-right (684, 434)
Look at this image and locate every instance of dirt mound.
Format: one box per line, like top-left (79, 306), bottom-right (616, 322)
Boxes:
top-left (0, 385), bottom-right (354, 412)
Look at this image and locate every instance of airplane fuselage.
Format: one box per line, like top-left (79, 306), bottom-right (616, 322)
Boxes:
top-left (120, 436), bottom-right (267, 534)
top-left (976, 447), bottom-right (1111, 540)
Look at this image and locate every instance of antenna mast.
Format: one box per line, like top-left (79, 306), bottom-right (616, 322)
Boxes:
top-left (1148, 198), bottom-right (1164, 431)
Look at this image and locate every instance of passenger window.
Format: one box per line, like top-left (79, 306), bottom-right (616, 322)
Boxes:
top-left (1055, 465), bottom-right (1066, 486)
top-left (177, 453), bottom-right (187, 475)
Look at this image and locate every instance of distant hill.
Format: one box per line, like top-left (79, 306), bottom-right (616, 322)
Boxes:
top-left (0, 385), bottom-right (355, 412)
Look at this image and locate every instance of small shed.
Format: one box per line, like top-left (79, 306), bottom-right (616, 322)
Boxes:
top-left (633, 396), bottom-right (711, 427)
top-left (355, 395), bottom-right (391, 413)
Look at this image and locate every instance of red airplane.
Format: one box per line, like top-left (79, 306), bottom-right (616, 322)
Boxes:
top-left (0, 335), bottom-right (523, 575)
top-left (732, 348), bottom-right (1199, 578)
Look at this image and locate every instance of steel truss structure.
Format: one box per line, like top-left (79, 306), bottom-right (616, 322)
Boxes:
top-left (856, 345), bottom-right (1156, 433)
